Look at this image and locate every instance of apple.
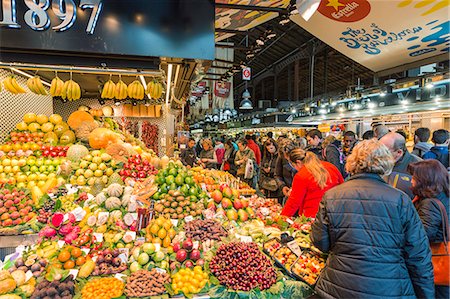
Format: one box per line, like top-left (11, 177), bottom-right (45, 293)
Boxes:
top-left (183, 239), bottom-right (193, 251)
top-left (189, 249), bottom-right (201, 261)
top-left (238, 209), bottom-right (249, 222)
top-left (130, 261), bottom-right (141, 273)
top-left (176, 249), bottom-right (188, 262)
top-left (137, 252), bottom-right (150, 265)
top-left (185, 260), bottom-right (194, 268)
top-left (154, 251), bottom-right (165, 262)
top-left (233, 198), bottom-right (243, 210)
top-left (196, 259), bottom-right (205, 267)
top-left (221, 198), bottom-right (233, 209)
top-left (142, 243), bottom-right (156, 255)
top-left (211, 190), bottom-right (223, 203)
top-left (226, 210), bottom-right (238, 221)
top-left (172, 242), bottom-right (181, 253)
top-left (222, 187), bottom-right (233, 199)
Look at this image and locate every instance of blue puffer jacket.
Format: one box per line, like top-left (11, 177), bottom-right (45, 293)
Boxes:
top-left (311, 173), bottom-right (434, 299)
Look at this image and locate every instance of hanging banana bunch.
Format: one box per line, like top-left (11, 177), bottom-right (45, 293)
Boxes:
top-left (146, 80), bottom-right (164, 99)
top-left (61, 79), bottom-right (81, 101)
top-left (27, 76), bottom-right (47, 95)
top-left (114, 79), bottom-right (128, 100)
top-left (127, 80), bottom-right (145, 100)
top-left (2, 76), bottom-right (26, 94)
top-left (101, 79), bottom-right (116, 99)
top-left (50, 76), bottom-right (65, 97)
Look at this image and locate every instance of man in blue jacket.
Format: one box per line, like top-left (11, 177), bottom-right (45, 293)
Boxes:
top-left (423, 129), bottom-right (449, 169)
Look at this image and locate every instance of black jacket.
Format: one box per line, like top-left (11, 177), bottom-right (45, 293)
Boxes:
top-left (274, 155), bottom-right (297, 190)
top-left (180, 147), bottom-right (196, 167)
top-left (415, 192), bottom-right (450, 243)
top-left (311, 173), bottom-right (434, 299)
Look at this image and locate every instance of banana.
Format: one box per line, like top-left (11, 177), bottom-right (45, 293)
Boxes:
top-left (73, 81), bottom-right (81, 100)
top-left (115, 80), bottom-right (128, 100)
top-left (27, 77), bottom-right (37, 94)
top-left (34, 76), bottom-right (47, 95)
top-left (3, 77), bottom-right (18, 94)
top-left (101, 81), bottom-right (108, 98)
top-left (127, 81), bottom-right (135, 98)
top-left (62, 80), bottom-right (70, 100)
top-left (50, 76), bottom-right (64, 97)
top-left (9, 76), bottom-right (26, 93)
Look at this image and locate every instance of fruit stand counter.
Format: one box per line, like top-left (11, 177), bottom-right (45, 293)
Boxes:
top-left (0, 234), bottom-right (39, 260)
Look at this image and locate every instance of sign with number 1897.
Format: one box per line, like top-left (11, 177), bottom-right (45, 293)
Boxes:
top-left (0, 0), bottom-right (103, 34)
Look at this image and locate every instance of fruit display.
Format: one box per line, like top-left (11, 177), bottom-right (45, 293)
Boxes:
top-left (49, 76), bottom-right (65, 97)
top-left (145, 216), bottom-right (176, 247)
top-left (125, 269), bottom-right (170, 297)
top-left (171, 266), bottom-right (208, 296)
top-left (171, 238), bottom-right (205, 269)
top-left (184, 219), bottom-right (227, 241)
top-left (209, 242), bottom-right (277, 291)
top-left (263, 238), bottom-right (282, 256)
top-left (0, 187), bottom-right (35, 228)
top-left (30, 274), bottom-right (75, 299)
top-left (26, 76), bottom-right (47, 96)
top-left (127, 80), bottom-right (145, 100)
top-left (129, 243), bottom-right (169, 273)
top-left (61, 79), bottom-right (81, 101)
top-left (2, 76), bottom-right (26, 94)
top-left (100, 80), bottom-right (116, 99)
top-left (81, 277), bottom-right (124, 299)
top-left (274, 247), bottom-right (297, 270)
top-left (54, 246), bottom-right (87, 270)
top-left (118, 154), bottom-right (157, 182)
top-left (291, 252), bottom-right (326, 285)
top-left (91, 248), bottom-right (127, 275)
top-left (0, 269), bottom-right (36, 297)
top-left (114, 79), bottom-right (128, 100)
top-left (146, 80), bottom-right (164, 99)
top-left (11, 256), bottom-right (47, 278)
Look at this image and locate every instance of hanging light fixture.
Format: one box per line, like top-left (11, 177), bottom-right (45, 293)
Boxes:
top-left (239, 90), bottom-right (253, 110)
top-left (296, 0), bottom-right (321, 21)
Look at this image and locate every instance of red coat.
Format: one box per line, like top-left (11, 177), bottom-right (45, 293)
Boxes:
top-left (247, 140), bottom-right (261, 166)
top-left (281, 161), bottom-right (344, 218)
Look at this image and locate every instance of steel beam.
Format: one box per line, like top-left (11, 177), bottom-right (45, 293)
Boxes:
top-left (215, 3), bottom-right (287, 13)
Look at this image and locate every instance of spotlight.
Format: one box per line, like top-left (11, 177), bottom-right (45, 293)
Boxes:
top-left (380, 91), bottom-right (386, 97)
top-left (353, 103), bottom-right (362, 110)
top-left (305, 106), bottom-right (310, 112)
top-left (291, 108), bottom-right (297, 113)
top-left (426, 82), bottom-right (434, 89)
top-left (338, 106), bottom-right (345, 113)
top-left (319, 108), bottom-right (327, 114)
top-left (401, 99), bottom-right (409, 105)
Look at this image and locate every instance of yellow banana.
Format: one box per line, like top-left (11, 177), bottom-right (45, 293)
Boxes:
top-left (9, 76), bottom-right (26, 93)
top-left (34, 76), bottom-right (47, 95)
top-left (127, 81), bottom-right (135, 98)
top-left (74, 81), bottom-right (81, 100)
top-left (62, 80), bottom-right (70, 100)
top-left (27, 77), bottom-right (37, 94)
top-left (101, 81), bottom-right (108, 98)
top-left (50, 76), bottom-right (64, 97)
top-left (3, 77), bottom-right (18, 94)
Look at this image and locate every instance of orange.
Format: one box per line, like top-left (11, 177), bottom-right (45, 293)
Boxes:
top-left (71, 247), bottom-right (82, 258)
top-left (58, 250), bottom-right (71, 262)
top-left (64, 260), bottom-right (75, 269)
top-left (153, 237), bottom-right (162, 244)
top-left (53, 264), bottom-right (62, 269)
top-left (76, 256), bottom-right (86, 266)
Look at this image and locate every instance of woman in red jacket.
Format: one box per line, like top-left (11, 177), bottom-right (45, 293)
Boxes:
top-left (281, 148), bottom-right (343, 218)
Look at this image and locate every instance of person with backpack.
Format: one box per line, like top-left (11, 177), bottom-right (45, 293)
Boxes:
top-left (214, 138), bottom-right (225, 166)
top-left (306, 129), bottom-right (345, 176)
top-left (423, 129), bottom-right (449, 169)
top-left (412, 127), bottom-right (433, 158)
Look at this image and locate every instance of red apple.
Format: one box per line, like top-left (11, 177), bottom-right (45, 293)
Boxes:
top-left (233, 198), bottom-right (243, 210)
top-left (176, 249), bottom-right (188, 262)
top-left (183, 239), bottom-right (193, 251)
top-left (185, 260), bottom-right (194, 268)
top-left (173, 242), bottom-right (181, 253)
top-left (190, 249), bottom-right (201, 261)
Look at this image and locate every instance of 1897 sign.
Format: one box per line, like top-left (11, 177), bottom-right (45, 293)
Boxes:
top-left (0, 0), bottom-right (102, 33)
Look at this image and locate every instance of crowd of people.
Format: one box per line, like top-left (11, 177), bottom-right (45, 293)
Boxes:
top-left (181, 125), bottom-right (449, 298)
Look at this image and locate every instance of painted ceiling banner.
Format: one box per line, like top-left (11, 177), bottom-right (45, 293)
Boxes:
top-left (291, 0), bottom-right (449, 72)
top-left (215, 0), bottom-right (290, 41)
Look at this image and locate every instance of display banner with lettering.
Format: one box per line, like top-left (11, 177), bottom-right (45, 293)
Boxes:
top-left (0, 0), bottom-right (215, 60)
top-left (291, 0), bottom-right (449, 72)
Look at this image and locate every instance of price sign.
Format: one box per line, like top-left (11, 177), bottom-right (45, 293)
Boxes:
top-left (242, 67), bottom-right (251, 81)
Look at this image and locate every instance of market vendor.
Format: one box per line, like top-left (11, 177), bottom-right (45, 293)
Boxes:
top-left (280, 148), bottom-right (343, 218)
top-left (198, 138), bottom-right (218, 169)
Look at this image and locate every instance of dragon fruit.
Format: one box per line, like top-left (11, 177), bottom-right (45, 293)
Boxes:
top-left (64, 231), bottom-right (79, 244)
top-left (39, 226), bottom-right (57, 238)
top-left (59, 224), bottom-right (74, 236)
top-left (51, 213), bottom-right (64, 227)
top-left (67, 213), bottom-right (76, 223)
top-left (116, 220), bottom-right (127, 230)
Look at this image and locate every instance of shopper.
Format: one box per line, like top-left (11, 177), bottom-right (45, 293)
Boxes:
top-left (221, 139), bottom-right (237, 176)
top-left (259, 139), bottom-right (281, 200)
top-left (380, 132), bottom-right (422, 174)
top-left (245, 135), bottom-right (261, 166)
top-left (412, 127), bottom-right (433, 158)
top-left (362, 130), bottom-right (374, 140)
top-left (274, 140), bottom-right (298, 204)
top-left (235, 138), bottom-right (256, 186)
top-left (267, 132), bottom-right (273, 139)
top-left (342, 131), bottom-right (357, 157)
top-left (281, 148), bottom-right (343, 217)
top-left (408, 160), bottom-right (449, 299)
top-left (180, 138), bottom-right (197, 168)
top-left (423, 129), bottom-right (449, 168)
top-left (296, 136), bottom-right (307, 149)
top-left (373, 124), bottom-right (389, 139)
top-left (311, 139), bottom-right (434, 299)
top-left (214, 138), bottom-right (225, 166)
top-left (307, 130), bottom-right (345, 176)
top-left (198, 138), bottom-right (218, 169)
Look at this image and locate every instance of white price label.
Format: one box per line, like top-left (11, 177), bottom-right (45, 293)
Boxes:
top-left (136, 237), bottom-right (146, 243)
top-left (69, 269), bottom-right (79, 279)
top-left (170, 219), bottom-right (179, 227)
top-left (155, 268), bottom-right (166, 274)
top-left (286, 218), bottom-right (294, 225)
top-left (114, 273), bottom-right (127, 281)
top-left (124, 231), bottom-right (137, 240)
top-left (193, 241), bottom-right (199, 250)
top-left (93, 233), bottom-right (103, 243)
top-left (63, 213), bottom-right (69, 222)
top-left (287, 241), bottom-right (302, 256)
top-left (71, 207), bottom-right (87, 221)
top-left (153, 243), bottom-right (161, 252)
top-left (25, 270), bottom-right (33, 282)
top-left (185, 216), bottom-right (194, 223)
top-left (57, 240), bottom-right (65, 248)
top-left (81, 248), bottom-right (90, 255)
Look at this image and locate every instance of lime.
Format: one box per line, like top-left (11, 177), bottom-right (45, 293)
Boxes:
top-left (165, 175), bottom-right (175, 185)
top-left (180, 185), bottom-right (189, 196)
top-left (156, 176), bottom-right (164, 185)
top-left (169, 183), bottom-right (177, 190)
top-left (189, 187), bottom-right (198, 196)
top-left (175, 175), bottom-right (184, 186)
top-left (168, 168), bottom-right (178, 176)
top-left (190, 195), bottom-right (198, 202)
top-left (152, 192), bottom-right (161, 200)
top-left (160, 183), bottom-right (168, 193)
top-left (185, 177), bottom-right (194, 186)
top-left (162, 169), bottom-right (168, 177)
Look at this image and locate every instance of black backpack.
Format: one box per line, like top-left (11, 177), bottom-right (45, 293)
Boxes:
top-left (430, 147), bottom-right (449, 168)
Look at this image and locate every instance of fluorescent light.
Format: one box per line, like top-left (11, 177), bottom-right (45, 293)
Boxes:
top-left (165, 64), bottom-right (173, 105)
top-left (319, 108), bottom-right (327, 114)
top-left (172, 64), bottom-right (181, 100)
top-left (296, 0), bottom-right (320, 21)
top-left (11, 68), bottom-right (51, 87)
top-left (368, 102), bottom-right (376, 109)
top-left (353, 104), bottom-right (362, 110)
top-left (291, 108), bottom-right (297, 113)
top-left (426, 83), bottom-right (434, 89)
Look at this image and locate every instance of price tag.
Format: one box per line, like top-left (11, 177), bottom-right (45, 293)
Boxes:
top-left (235, 234), bottom-right (252, 243)
top-left (287, 241), bottom-right (302, 256)
top-left (48, 193), bottom-right (57, 199)
top-left (171, 219), bottom-right (179, 227)
top-left (15, 245), bottom-right (26, 255)
top-left (155, 268), bottom-right (166, 274)
top-left (63, 213), bottom-right (69, 222)
top-left (193, 241), bottom-right (199, 250)
top-left (184, 216), bottom-right (194, 223)
top-left (130, 213), bottom-right (138, 221)
top-left (57, 240), bottom-right (65, 248)
top-left (114, 273), bottom-right (127, 281)
top-left (81, 248), bottom-right (90, 255)
top-left (69, 269), bottom-right (79, 280)
top-left (123, 231), bottom-right (136, 242)
top-left (153, 243), bottom-right (161, 252)
top-left (71, 207), bottom-right (87, 221)
top-left (118, 248), bottom-right (129, 263)
top-left (286, 218), bottom-right (294, 225)
top-left (25, 270), bottom-right (33, 282)
top-left (136, 237), bottom-right (146, 243)
top-left (201, 183), bottom-right (207, 192)
top-left (87, 193), bottom-right (95, 201)
top-left (93, 233), bottom-right (103, 242)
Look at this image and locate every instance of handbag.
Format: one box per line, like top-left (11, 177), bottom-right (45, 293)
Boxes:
top-left (260, 176), bottom-right (279, 191)
top-left (244, 159), bottom-right (254, 179)
top-left (430, 198), bottom-right (450, 286)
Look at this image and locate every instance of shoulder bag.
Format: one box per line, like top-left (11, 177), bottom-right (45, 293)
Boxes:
top-left (430, 198), bottom-right (450, 286)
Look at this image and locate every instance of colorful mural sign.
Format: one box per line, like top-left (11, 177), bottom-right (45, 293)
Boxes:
top-left (214, 81), bottom-right (231, 98)
top-left (291, 0), bottom-right (449, 72)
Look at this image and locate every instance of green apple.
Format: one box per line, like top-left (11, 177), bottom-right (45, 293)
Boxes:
top-left (130, 261), bottom-right (141, 273)
top-left (39, 165), bottom-right (47, 173)
top-left (142, 243), bottom-right (156, 255)
top-left (138, 253), bottom-right (150, 265)
top-left (153, 251), bottom-right (165, 262)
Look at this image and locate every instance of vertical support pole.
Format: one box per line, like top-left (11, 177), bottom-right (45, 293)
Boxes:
top-left (323, 49), bottom-right (328, 95)
top-left (288, 63), bottom-right (292, 100)
top-left (294, 59), bottom-right (300, 101)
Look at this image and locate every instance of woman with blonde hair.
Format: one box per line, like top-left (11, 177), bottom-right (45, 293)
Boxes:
top-left (199, 138), bottom-right (218, 169)
top-left (280, 148), bottom-right (343, 217)
top-left (311, 139), bottom-right (434, 299)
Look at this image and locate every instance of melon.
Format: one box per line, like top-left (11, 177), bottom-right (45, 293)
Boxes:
top-left (44, 132), bottom-right (58, 145)
top-left (89, 128), bottom-right (120, 149)
top-left (60, 130), bottom-right (76, 145)
top-left (67, 111), bottom-right (95, 130)
top-left (102, 106), bottom-right (113, 117)
top-left (54, 122), bottom-right (69, 137)
top-left (66, 144), bottom-right (89, 162)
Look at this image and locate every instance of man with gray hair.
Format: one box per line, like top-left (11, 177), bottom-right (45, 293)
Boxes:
top-left (373, 124), bottom-right (390, 140)
top-left (380, 132), bottom-right (422, 174)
